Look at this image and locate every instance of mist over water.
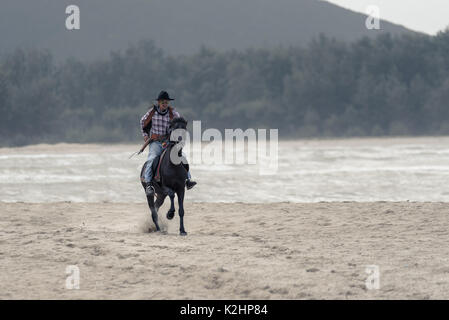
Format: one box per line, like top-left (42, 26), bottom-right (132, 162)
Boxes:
top-left (1, 137), bottom-right (448, 203)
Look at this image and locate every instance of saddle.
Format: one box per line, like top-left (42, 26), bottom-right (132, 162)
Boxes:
top-left (153, 148), bottom-right (168, 183)
top-left (140, 145), bottom-right (190, 184)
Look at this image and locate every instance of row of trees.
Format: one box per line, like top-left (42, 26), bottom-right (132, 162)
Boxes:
top-left (1, 30), bottom-right (449, 146)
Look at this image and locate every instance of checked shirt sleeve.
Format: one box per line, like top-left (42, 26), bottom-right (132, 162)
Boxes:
top-left (140, 110), bottom-right (151, 138)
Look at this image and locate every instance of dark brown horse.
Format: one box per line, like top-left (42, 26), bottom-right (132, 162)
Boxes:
top-left (140, 117), bottom-right (189, 235)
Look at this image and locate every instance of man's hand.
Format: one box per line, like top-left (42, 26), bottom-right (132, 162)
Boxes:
top-left (144, 135), bottom-right (150, 142)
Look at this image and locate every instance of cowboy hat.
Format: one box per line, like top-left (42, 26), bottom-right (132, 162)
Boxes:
top-left (156, 90), bottom-right (174, 101)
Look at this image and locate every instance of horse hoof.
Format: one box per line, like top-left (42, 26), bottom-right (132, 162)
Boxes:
top-left (166, 210), bottom-right (175, 220)
top-left (180, 231), bottom-right (187, 236)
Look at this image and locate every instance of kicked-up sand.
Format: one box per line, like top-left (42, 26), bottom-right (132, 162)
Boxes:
top-left (1, 201), bottom-right (449, 299)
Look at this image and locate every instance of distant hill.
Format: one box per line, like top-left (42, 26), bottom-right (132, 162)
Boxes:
top-left (0, 0), bottom-right (415, 60)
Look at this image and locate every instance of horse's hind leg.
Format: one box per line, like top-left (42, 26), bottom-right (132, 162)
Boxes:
top-left (166, 193), bottom-right (175, 220)
top-left (176, 188), bottom-right (187, 236)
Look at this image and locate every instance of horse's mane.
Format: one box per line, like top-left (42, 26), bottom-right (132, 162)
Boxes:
top-left (168, 117), bottom-right (188, 143)
top-left (170, 117), bottom-right (187, 126)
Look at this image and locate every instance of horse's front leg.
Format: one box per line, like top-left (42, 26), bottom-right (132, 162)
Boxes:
top-left (146, 194), bottom-right (160, 232)
top-left (166, 193), bottom-right (176, 220)
top-left (155, 193), bottom-right (167, 211)
top-left (176, 188), bottom-right (187, 236)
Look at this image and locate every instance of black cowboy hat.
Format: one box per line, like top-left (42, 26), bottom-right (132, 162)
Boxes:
top-left (156, 90), bottom-right (175, 101)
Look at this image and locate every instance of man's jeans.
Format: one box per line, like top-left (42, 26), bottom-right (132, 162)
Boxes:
top-left (144, 141), bottom-right (191, 183)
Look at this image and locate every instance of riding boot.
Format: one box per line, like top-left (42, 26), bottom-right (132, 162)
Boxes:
top-left (186, 179), bottom-right (197, 190)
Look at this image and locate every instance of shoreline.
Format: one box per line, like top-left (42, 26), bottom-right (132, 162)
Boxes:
top-left (1, 135), bottom-right (449, 153)
top-left (2, 200), bottom-right (449, 204)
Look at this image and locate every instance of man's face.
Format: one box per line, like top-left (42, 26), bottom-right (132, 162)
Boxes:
top-left (158, 99), bottom-right (169, 111)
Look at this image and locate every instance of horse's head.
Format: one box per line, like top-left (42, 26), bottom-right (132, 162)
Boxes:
top-left (168, 117), bottom-right (188, 145)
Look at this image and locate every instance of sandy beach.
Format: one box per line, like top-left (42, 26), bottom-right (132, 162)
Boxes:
top-left (1, 201), bottom-right (449, 299)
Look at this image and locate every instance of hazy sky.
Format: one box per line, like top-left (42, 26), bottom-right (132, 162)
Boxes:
top-left (323, 0), bottom-right (449, 35)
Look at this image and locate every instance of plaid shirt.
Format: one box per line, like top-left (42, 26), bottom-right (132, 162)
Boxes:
top-left (140, 105), bottom-right (180, 138)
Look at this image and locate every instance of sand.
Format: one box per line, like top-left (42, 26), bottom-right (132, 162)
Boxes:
top-left (1, 201), bottom-right (449, 299)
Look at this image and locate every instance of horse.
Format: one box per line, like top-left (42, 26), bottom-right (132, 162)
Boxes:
top-left (140, 117), bottom-right (189, 236)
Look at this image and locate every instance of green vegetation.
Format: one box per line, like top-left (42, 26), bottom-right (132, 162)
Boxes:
top-left (1, 31), bottom-right (449, 146)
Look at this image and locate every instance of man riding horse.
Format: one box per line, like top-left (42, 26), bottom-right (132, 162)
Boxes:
top-left (140, 90), bottom-right (197, 196)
